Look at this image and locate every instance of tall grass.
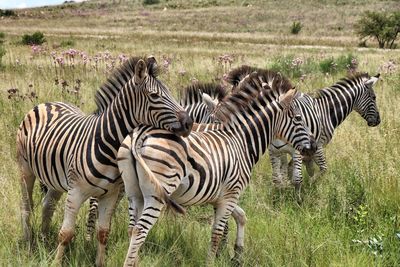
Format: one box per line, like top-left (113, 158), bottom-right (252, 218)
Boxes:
top-left (0, 2), bottom-right (399, 266)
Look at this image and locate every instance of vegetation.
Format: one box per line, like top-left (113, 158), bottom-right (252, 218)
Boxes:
top-left (290, 21), bottom-right (303, 35)
top-left (143, 0), bottom-right (160, 5)
top-left (355, 11), bottom-right (400, 49)
top-left (21, 31), bottom-right (46, 46)
top-left (0, 9), bottom-right (16, 17)
top-left (0, 32), bottom-right (5, 67)
top-left (0, 1), bottom-right (399, 266)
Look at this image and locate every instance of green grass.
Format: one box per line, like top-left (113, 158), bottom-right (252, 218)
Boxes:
top-left (0, 0), bottom-right (399, 266)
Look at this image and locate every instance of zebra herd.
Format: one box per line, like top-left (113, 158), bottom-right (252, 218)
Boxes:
top-left (16, 56), bottom-right (380, 266)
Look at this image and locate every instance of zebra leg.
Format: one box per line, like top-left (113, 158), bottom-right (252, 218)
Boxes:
top-left (95, 188), bottom-right (121, 267)
top-left (117, 139), bottom-right (144, 236)
top-left (54, 189), bottom-right (87, 265)
top-left (41, 189), bottom-right (62, 238)
top-left (269, 149), bottom-right (284, 187)
top-left (291, 151), bottom-right (303, 204)
top-left (280, 154), bottom-right (289, 183)
top-left (207, 199), bottom-right (237, 266)
top-left (123, 194), bottom-right (165, 267)
top-left (310, 146), bottom-right (327, 184)
top-left (231, 205), bottom-right (247, 267)
top-left (215, 208), bottom-right (229, 257)
top-left (85, 197), bottom-right (99, 241)
top-left (19, 158), bottom-right (35, 246)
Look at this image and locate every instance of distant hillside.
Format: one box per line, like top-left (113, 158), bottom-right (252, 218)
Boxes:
top-left (1, 0), bottom-right (399, 47)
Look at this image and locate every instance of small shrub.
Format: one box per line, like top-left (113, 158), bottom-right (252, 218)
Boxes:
top-left (290, 21), bottom-right (303, 35)
top-left (319, 58), bottom-right (337, 74)
top-left (269, 55), bottom-right (317, 79)
top-left (143, 0), bottom-right (160, 5)
top-left (60, 39), bottom-right (75, 47)
top-left (21, 31), bottom-right (46, 45)
top-left (0, 9), bottom-right (16, 17)
top-left (355, 11), bottom-right (400, 49)
top-left (319, 54), bottom-right (357, 74)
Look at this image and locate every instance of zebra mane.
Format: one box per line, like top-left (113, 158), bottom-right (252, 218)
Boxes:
top-left (226, 65), bottom-right (293, 95)
top-left (214, 70), bottom-right (293, 124)
top-left (94, 56), bottom-right (159, 113)
top-left (313, 72), bottom-right (370, 98)
top-left (180, 83), bottom-right (228, 105)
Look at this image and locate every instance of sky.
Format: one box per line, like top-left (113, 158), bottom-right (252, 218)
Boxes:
top-left (0, 0), bottom-right (86, 9)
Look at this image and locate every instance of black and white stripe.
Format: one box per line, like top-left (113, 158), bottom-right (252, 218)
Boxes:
top-left (117, 70), bottom-right (316, 266)
top-left (16, 56), bottom-right (193, 267)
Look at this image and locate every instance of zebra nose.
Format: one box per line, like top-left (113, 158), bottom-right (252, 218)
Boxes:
top-left (176, 111), bottom-right (193, 137)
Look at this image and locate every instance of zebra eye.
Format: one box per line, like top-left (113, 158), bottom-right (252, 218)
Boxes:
top-left (294, 115), bottom-right (302, 121)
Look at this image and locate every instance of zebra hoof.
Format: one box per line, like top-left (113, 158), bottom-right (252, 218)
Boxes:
top-left (231, 256), bottom-right (243, 267)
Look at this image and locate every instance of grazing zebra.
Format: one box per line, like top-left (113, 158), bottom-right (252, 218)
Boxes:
top-left (16, 56), bottom-right (193, 267)
top-left (117, 71), bottom-right (317, 266)
top-left (269, 72), bottom-right (381, 200)
top-left (84, 82), bottom-right (228, 240)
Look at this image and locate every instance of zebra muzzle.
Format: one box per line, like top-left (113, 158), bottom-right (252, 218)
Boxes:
top-left (172, 111), bottom-right (193, 137)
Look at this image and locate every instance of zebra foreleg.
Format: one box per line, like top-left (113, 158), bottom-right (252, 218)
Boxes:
top-left (41, 189), bottom-right (62, 239)
top-left (54, 188), bottom-right (88, 265)
top-left (269, 150), bottom-right (284, 188)
top-left (207, 198), bottom-right (238, 266)
top-left (96, 187), bottom-right (121, 267)
top-left (231, 205), bottom-right (247, 267)
top-left (309, 146), bottom-right (327, 184)
top-left (290, 151), bottom-right (303, 204)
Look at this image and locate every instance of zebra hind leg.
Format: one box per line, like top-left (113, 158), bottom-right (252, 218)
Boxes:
top-left (215, 208), bottom-right (229, 258)
top-left (231, 205), bottom-right (247, 267)
top-left (18, 156), bottom-right (36, 249)
top-left (309, 146), bottom-right (327, 185)
top-left (85, 197), bottom-right (99, 241)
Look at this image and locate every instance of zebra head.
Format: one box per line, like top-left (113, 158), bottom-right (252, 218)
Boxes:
top-left (133, 57), bottom-right (193, 136)
top-left (276, 89), bottom-right (317, 157)
top-left (354, 73), bottom-right (381, 127)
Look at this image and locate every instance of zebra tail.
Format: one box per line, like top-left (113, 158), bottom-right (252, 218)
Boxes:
top-left (131, 132), bottom-right (186, 215)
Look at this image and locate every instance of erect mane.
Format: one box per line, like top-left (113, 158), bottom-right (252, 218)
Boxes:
top-left (226, 65), bottom-right (293, 96)
top-left (94, 56), bottom-right (159, 113)
top-left (313, 72), bottom-right (370, 98)
top-left (180, 83), bottom-right (228, 106)
top-left (214, 70), bottom-right (292, 125)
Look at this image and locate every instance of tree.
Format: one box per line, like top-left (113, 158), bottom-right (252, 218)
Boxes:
top-left (355, 11), bottom-right (400, 49)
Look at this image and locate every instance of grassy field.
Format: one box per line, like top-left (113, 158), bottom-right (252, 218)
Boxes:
top-left (0, 0), bottom-right (399, 266)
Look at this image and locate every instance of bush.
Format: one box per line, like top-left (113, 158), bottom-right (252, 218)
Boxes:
top-left (60, 39), bottom-right (75, 47)
top-left (355, 11), bottom-right (400, 49)
top-left (269, 55), bottom-right (317, 79)
top-left (319, 54), bottom-right (357, 74)
top-left (0, 9), bottom-right (16, 17)
top-left (21, 31), bottom-right (46, 45)
top-left (290, 21), bottom-right (303, 34)
top-left (143, 0), bottom-right (160, 5)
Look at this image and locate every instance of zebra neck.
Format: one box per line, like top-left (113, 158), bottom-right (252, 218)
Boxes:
top-left (317, 84), bottom-right (359, 129)
top-left (97, 84), bottom-right (137, 154)
top-left (230, 103), bottom-right (277, 166)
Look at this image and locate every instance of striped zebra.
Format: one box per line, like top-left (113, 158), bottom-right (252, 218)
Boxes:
top-left (117, 71), bottom-right (317, 266)
top-left (16, 56), bottom-right (193, 267)
top-left (269, 72), bottom-right (380, 201)
top-left (196, 67), bottom-right (381, 202)
top-left (84, 82), bottom-right (228, 240)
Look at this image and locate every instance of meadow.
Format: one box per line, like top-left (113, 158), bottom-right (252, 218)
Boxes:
top-left (0, 0), bottom-right (399, 266)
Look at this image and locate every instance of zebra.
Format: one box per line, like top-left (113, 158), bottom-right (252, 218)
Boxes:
top-left (84, 82), bottom-right (228, 240)
top-left (16, 56), bottom-right (193, 267)
top-left (117, 70), bottom-right (317, 266)
top-left (268, 72), bottom-right (381, 201)
top-left (196, 67), bottom-right (381, 202)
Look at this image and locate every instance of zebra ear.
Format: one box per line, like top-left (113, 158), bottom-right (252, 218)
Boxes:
top-left (202, 93), bottom-right (218, 113)
top-left (147, 55), bottom-right (158, 76)
top-left (134, 59), bottom-right (148, 85)
top-left (365, 74), bottom-right (380, 88)
top-left (278, 89), bottom-right (297, 110)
